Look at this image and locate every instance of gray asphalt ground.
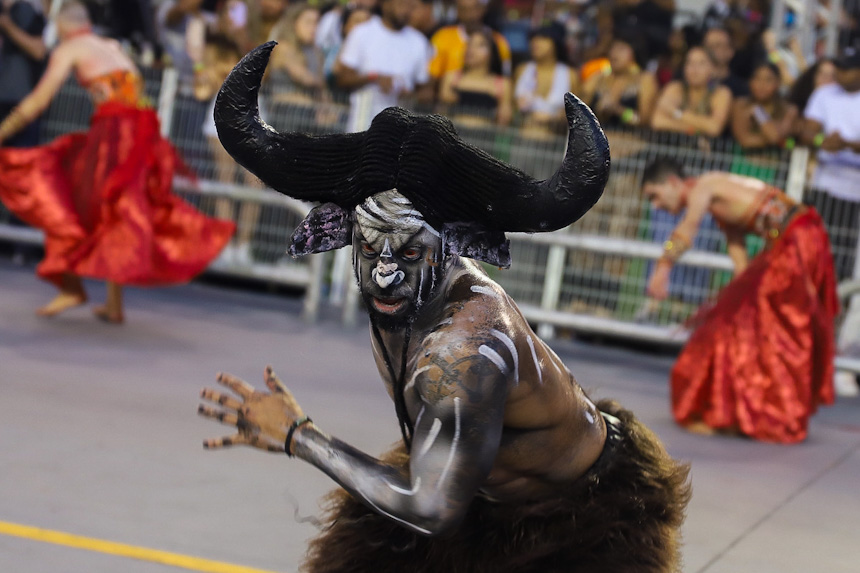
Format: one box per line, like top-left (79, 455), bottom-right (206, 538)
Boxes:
top-left (1, 259), bottom-right (859, 573)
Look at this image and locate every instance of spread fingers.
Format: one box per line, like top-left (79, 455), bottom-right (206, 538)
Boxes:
top-left (197, 404), bottom-right (240, 427)
top-left (202, 433), bottom-right (250, 449)
top-left (199, 388), bottom-right (243, 411)
top-left (264, 365), bottom-right (289, 394)
top-left (216, 372), bottom-right (255, 399)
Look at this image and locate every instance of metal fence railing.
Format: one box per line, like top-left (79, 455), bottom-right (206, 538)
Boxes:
top-left (1, 65), bottom-right (858, 374)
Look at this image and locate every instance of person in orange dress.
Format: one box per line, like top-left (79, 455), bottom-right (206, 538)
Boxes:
top-left (642, 158), bottom-right (839, 443)
top-left (0, 2), bottom-right (235, 324)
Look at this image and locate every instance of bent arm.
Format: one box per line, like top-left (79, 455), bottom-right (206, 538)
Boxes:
top-left (724, 227), bottom-right (748, 276)
top-left (274, 44), bottom-right (323, 89)
top-left (333, 60), bottom-right (377, 91)
top-left (292, 348), bottom-right (508, 535)
top-left (0, 45), bottom-right (75, 142)
top-left (677, 87), bottom-right (732, 137)
top-left (731, 99), bottom-right (769, 148)
top-left (650, 82), bottom-right (685, 132)
top-left (657, 179), bottom-right (714, 270)
top-left (637, 72), bottom-right (659, 127)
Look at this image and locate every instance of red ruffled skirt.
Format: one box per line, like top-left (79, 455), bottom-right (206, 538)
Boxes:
top-left (671, 209), bottom-right (839, 444)
top-left (0, 102), bottom-right (234, 287)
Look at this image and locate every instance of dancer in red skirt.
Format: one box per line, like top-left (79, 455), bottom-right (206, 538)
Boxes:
top-left (642, 158), bottom-right (839, 443)
top-left (0, 2), bottom-right (235, 323)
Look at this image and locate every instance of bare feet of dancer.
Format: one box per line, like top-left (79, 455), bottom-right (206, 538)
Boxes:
top-left (36, 291), bottom-right (88, 317)
top-left (93, 282), bottom-right (125, 324)
top-left (37, 274), bottom-right (88, 317)
top-left (682, 420), bottom-right (744, 438)
top-left (681, 421), bottom-right (716, 436)
top-left (93, 305), bottom-right (124, 324)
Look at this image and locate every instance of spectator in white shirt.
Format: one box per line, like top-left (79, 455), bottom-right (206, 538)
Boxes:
top-left (334, 0), bottom-right (432, 132)
top-left (802, 51), bottom-right (860, 280)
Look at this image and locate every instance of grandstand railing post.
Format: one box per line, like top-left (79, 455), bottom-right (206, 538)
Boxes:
top-left (157, 68), bottom-right (179, 138)
top-left (302, 252), bottom-right (327, 324)
top-left (770, 0), bottom-right (787, 44)
top-left (342, 249), bottom-right (361, 328)
top-left (537, 243), bottom-right (566, 340)
top-left (800, 0), bottom-right (817, 58)
top-left (825, 0), bottom-right (843, 57)
top-left (785, 146), bottom-right (810, 202)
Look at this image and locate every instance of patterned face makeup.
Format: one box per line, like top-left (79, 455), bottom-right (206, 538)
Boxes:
top-left (353, 190), bottom-right (443, 329)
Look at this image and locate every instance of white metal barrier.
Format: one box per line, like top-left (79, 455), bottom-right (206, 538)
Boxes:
top-left (0, 66), bottom-right (858, 374)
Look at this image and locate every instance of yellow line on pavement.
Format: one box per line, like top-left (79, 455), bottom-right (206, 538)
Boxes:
top-left (0, 520), bottom-right (283, 573)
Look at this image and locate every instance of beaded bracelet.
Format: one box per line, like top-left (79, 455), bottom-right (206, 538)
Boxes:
top-left (285, 416), bottom-right (313, 457)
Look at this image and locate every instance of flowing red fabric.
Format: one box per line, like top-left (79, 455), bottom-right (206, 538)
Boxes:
top-left (0, 102), bottom-right (235, 287)
top-left (671, 209), bottom-right (839, 443)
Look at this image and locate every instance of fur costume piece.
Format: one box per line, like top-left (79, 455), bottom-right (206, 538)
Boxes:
top-left (302, 399), bottom-right (692, 573)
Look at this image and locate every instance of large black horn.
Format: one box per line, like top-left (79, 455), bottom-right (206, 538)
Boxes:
top-left (214, 42), bottom-right (365, 203)
top-left (395, 93), bottom-right (610, 233)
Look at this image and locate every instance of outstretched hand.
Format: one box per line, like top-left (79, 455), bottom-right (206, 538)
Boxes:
top-left (647, 266), bottom-right (670, 301)
top-left (198, 366), bottom-right (304, 454)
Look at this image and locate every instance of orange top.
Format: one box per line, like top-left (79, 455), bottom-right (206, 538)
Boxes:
top-left (81, 70), bottom-right (144, 106)
top-left (429, 26), bottom-right (512, 79)
top-left (723, 185), bottom-right (802, 242)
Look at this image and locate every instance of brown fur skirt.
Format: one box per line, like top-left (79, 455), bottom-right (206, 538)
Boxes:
top-left (302, 399), bottom-right (692, 573)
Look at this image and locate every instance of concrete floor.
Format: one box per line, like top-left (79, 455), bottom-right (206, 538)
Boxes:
top-left (1, 260), bottom-right (858, 573)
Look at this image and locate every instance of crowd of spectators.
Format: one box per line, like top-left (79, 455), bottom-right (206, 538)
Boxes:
top-left (1, 1), bottom-right (859, 372)
top-left (2, 2), bottom-right (859, 262)
top-left (4, 1), bottom-right (858, 144)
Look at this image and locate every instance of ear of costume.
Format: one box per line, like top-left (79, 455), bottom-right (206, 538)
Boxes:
top-left (289, 203), bottom-right (353, 257)
top-left (216, 42), bottom-right (611, 253)
top-left (442, 223), bottom-right (511, 268)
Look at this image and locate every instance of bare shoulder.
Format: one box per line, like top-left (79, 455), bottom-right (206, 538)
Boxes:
top-left (415, 275), bottom-right (519, 397)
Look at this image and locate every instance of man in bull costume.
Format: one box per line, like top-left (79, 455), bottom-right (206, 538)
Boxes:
top-left (198, 42), bottom-right (691, 573)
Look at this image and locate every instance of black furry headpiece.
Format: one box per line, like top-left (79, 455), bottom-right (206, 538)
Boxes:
top-left (215, 42), bottom-right (610, 267)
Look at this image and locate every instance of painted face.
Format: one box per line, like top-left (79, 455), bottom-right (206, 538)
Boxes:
top-left (642, 177), bottom-right (683, 215)
top-left (352, 191), bottom-right (443, 330)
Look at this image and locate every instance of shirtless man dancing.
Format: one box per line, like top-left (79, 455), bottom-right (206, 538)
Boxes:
top-left (642, 159), bottom-right (838, 443)
top-left (198, 42), bottom-right (690, 572)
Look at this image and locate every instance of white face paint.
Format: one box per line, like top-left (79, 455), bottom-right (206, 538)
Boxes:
top-left (353, 190), bottom-right (444, 328)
